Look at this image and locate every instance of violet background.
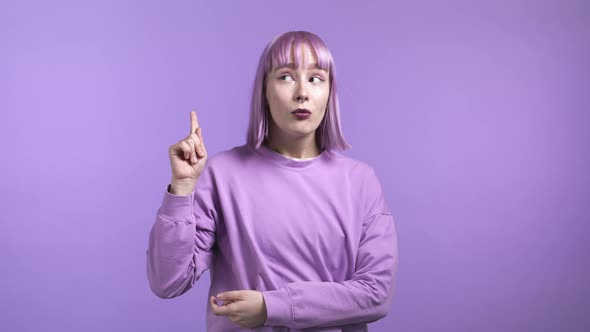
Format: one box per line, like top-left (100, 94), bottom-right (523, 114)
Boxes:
top-left (1, 0), bottom-right (589, 331)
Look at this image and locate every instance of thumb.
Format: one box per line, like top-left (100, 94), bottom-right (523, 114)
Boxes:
top-left (196, 127), bottom-right (207, 156)
top-left (217, 290), bottom-right (243, 301)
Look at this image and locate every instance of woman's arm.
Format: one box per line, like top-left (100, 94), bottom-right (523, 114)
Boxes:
top-left (262, 166), bottom-right (399, 329)
top-left (146, 165), bottom-right (219, 299)
top-left (262, 212), bottom-right (398, 328)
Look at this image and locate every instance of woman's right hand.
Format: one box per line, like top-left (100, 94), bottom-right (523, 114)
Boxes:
top-left (168, 111), bottom-right (208, 194)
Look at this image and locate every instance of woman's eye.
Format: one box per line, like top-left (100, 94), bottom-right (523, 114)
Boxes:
top-left (279, 74), bottom-right (323, 83)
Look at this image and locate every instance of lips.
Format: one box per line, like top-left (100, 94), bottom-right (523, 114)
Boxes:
top-left (291, 108), bottom-right (311, 114)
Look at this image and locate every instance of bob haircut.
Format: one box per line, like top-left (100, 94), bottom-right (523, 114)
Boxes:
top-left (246, 31), bottom-right (352, 152)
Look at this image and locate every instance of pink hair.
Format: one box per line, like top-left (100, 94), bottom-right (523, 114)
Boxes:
top-left (246, 31), bottom-right (352, 152)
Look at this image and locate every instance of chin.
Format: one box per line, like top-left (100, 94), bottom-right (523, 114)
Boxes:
top-left (291, 127), bottom-right (319, 138)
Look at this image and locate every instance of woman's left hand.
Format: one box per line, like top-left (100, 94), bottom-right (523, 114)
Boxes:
top-left (210, 290), bottom-right (268, 329)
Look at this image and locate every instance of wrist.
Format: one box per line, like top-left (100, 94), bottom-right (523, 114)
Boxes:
top-left (169, 181), bottom-right (195, 195)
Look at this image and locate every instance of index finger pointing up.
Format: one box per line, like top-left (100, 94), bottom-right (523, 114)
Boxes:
top-left (190, 111), bottom-right (200, 134)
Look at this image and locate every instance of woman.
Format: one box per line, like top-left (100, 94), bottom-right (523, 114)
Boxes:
top-left (146, 31), bottom-right (399, 331)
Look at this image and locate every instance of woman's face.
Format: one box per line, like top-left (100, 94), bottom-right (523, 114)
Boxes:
top-left (265, 43), bottom-right (330, 140)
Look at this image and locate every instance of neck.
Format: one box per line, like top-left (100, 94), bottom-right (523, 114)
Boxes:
top-left (264, 127), bottom-right (321, 159)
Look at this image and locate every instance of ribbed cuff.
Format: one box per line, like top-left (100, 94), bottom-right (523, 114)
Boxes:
top-left (262, 287), bottom-right (293, 327)
top-left (157, 185), bottom-right (194, 222)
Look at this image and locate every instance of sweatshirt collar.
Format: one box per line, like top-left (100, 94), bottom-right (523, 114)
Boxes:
top-left (252, 143), bottom-right (330, 171)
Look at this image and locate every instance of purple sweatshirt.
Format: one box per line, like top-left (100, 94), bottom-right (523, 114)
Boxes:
top-left (146, 143), bottom-right (399, 331)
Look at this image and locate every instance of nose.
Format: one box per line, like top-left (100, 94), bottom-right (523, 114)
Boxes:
top-left (295, 82), bottom-right (309, 104)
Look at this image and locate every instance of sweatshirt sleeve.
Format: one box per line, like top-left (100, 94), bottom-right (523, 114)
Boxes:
top-left (261, 166), bottom-right (399, 329)
top-left (146, 163), bottom-right (219, 299)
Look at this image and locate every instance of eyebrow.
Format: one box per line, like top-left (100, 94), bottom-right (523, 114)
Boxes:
top-left (276, 62), bottom-right (326, 71)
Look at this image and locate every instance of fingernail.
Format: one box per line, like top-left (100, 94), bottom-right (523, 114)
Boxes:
top-left (217, 294), bottom-right (223, 299)
top-left (191, 156), bottom-right (196, 163)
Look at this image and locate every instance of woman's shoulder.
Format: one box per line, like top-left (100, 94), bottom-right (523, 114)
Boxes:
top-left (202, 144), bottom-right (253, 170)
top-left (327, 150), bottom-right (375, 175)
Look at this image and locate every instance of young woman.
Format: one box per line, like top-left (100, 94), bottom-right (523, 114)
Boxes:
top-left (146, 31), bottom-right (399, 332)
